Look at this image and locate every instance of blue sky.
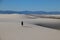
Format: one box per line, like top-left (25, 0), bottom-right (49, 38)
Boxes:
top-left (0, 0), bottom-right (60, 11)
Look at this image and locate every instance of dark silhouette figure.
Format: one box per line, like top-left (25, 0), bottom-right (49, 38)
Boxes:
top-left (21, 21), bottom-right (23, 26)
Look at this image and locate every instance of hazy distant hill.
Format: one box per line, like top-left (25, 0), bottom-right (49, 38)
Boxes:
top-left (0, 10), bottom-right (60, 14)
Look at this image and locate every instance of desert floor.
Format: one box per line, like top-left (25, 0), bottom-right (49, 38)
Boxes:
top-left (0, 14), bottom-right (60, 40)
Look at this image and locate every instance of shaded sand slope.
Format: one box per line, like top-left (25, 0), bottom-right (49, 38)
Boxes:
top-left (25, 18), bottom-right (60, 30)
top-left (0, 14), bottom-right (60, 40)
top-left (24, 15), bottom-right (60, 30)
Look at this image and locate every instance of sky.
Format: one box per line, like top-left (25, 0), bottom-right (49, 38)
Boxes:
top-left (0, 0), bottom-right (60, 11)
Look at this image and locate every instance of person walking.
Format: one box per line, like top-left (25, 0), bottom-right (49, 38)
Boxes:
top-left (21, 21), bottom-right (23, 26)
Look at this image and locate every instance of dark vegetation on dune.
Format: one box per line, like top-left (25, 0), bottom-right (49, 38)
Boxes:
top-left (36, 16), bottom-right (60, 19)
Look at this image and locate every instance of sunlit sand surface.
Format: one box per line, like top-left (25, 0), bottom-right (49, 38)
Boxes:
top-left (0, 14), bottom-right (60, 40)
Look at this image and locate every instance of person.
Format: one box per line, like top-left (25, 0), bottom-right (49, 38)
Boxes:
top-left (21, 21), bottom-right (23, 26)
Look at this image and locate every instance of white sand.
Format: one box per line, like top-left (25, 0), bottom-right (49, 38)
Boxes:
top-left (0, 14), bottom-right (60, 40)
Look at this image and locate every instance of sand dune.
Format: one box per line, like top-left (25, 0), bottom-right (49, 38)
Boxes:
top-left (0, 14), bottom-right (60, 40)
top-left (28, 14), bottom-right (60, 19)
top-left (25, 14), bottom-right (60, 30)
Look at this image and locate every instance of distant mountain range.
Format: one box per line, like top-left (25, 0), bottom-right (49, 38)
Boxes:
top-left (0, 10), bottom-right (60, 14)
